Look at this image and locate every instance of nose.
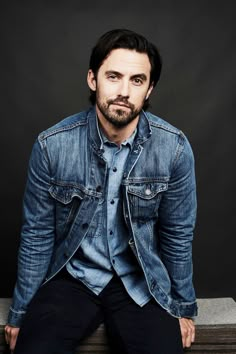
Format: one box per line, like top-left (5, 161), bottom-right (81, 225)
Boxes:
top-left (119, 79), bottom-right (130, 98)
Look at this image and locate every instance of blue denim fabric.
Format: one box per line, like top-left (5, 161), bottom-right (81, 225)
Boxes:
top-left (8, 107), bottom-right (197, 326)
top-left (66, 127), bottom-right (151, 306)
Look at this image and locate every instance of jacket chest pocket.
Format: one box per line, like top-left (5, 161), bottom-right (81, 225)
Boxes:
top-left (49, 184), bottom-right (85, 242)
top-left (127, 182), bottom-right (168, 221)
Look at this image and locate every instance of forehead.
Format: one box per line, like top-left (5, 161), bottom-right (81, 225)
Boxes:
top-left (99, 48), bottom-right (151, 76)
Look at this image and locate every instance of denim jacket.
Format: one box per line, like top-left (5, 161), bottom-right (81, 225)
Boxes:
top-left (8, 107), bottom-right (197, 326)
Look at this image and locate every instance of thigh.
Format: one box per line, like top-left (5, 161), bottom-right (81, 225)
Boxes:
top-left (105, 298), bottom-right (183, 354)
top-left (14, 270), bottom-right (104, 354)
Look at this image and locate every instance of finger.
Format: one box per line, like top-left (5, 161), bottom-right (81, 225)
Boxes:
top-left (188, 320), bottom-right (195, 343)
top-left (181, 330), bottom-right (188, 347)
top-left (10, 339), bottom-right (16, 352)
top-left (185, 334), bottom-right (192, 348)
top-left (4, 327), bottom-right (10, 344)
top-left (182, 325), bottom-right (194, 347)
top-left (191, 326), bottom-right (195, 342)
top-left (9, 332), bottom-right (18, 352)
top-left (187, 321), bottom-right (195, 341)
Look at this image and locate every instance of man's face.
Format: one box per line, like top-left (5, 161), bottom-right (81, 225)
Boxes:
top-left (87, 48), bottom-right (153, 128)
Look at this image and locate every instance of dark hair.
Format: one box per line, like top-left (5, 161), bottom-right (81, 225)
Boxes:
top-left (88, 29), bottom-right (162, 110)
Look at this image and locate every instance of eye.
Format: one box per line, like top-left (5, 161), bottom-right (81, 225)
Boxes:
top-left (107, 74), bottom-right (118, 81)
top-left (132, 77), bottom-right (143, 86)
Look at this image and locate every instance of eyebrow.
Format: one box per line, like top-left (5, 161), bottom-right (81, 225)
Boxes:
top-left (105, 70), bottom-right (148, 81)
top-left (131, 73), bottom-right (148, 81)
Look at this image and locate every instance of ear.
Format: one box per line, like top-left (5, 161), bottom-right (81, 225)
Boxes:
top-left (145, 82), bottom-right (154, 100)
top-left (87, 69), bottom-right (97, 91)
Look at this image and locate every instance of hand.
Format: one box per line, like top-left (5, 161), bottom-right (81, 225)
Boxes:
top-left (179, 318), bottom-right (195, 348)
top-left (4, 325), bottom-right (20, 352)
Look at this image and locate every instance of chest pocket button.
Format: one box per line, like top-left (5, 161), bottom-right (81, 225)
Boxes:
top-left (145, 188), bottom-right (152, 196)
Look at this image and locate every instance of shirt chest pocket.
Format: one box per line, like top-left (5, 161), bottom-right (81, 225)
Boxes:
top-left (127, 182), bottom-right (168, 221)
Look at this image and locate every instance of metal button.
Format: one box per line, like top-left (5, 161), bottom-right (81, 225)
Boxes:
top-left (96, 185), bottom-right (102, 192)
top-left (145, 188), bottom-right (152, 196)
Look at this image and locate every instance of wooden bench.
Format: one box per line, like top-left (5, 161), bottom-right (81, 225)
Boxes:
top-left (1, 298), bottom-right (236, 353)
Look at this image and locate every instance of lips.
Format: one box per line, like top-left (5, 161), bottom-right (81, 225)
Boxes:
top-left (111, 102), bottom-right (130, 108)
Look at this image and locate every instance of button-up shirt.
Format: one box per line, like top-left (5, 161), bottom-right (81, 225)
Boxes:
top-left (67, 123), bottom-right (151, 306)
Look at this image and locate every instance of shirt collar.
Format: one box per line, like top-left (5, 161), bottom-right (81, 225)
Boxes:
top-left (96, 115), bottom-right (137, 149)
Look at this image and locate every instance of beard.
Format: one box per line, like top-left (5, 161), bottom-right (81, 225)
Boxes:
top-left (96, 95), bottom-right (144, 128)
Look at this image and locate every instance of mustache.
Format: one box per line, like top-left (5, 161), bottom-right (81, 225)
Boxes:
top-left (107, 97), bottom-right (134, 109)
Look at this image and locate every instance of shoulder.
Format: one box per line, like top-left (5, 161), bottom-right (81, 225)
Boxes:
top-left (144, 111), bottom-right (194, 164)
top-left (144, 111), bottom-right (191, 150)
top-left (38, 109), bottom-right (90, 142)
top-left (145, 111), bottom-right (183, 136)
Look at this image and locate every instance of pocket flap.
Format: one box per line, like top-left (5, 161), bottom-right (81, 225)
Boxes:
top-left (128, 182), bottom-right (168, 199)
top-left (49, 184), bottom-right (84, 204)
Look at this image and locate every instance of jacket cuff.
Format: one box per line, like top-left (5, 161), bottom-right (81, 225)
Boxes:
top-left (7, 307), bottom-right (26, 327)
top-left (175, 300), bottom-right (198, 319)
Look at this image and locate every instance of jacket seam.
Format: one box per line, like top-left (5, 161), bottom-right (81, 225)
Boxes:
top-left (172, 132), bottom-right (185, 168)
top-left (149, 121), bottom-right (181, 136)
top-left (38, 119), bottom-right (88, 141)
top-left (9, 306), bottom-right (26, 314)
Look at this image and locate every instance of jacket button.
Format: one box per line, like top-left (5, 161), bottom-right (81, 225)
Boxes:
top-left (145, 188), bottom-right (152, 196)
top-left (82, 223), bottom-right (89, 229)
top-left (98, 160), bottom-right (105, 166)
top-left (96, 185), bottom-right (102, 192)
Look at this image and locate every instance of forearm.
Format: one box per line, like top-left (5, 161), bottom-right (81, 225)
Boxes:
top-left (158, 135), bottom-right (197, 307)
top-left (8, 139), bottom-right (55, 326)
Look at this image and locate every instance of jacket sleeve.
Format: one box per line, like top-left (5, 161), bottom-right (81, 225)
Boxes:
top-left (158, 133), bottom-right (197, 318)
top-left (8, 138), bottom-right (55, 327)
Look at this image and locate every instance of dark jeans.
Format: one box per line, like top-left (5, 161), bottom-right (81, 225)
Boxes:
top-left (14, 269), bottom-right (183, 354)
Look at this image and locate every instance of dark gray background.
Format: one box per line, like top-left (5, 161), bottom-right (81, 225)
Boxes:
top-left (0, 1), bottom-right (235, 299)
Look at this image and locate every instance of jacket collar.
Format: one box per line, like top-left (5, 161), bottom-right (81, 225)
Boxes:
top-left (87, 106), bottom-right (152, 153)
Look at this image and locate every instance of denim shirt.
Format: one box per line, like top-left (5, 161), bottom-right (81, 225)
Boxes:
top-left (8, 107), bottom-right (198, 326)
top-left (67, 125), bottom-right (151, 306)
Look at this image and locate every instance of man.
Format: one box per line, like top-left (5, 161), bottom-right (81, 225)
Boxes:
top-left (5, 29), bottom-right (197, 353)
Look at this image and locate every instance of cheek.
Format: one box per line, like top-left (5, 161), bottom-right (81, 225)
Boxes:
top-left (131, 92), bottom-right (147, 106)
top-left (131, 85), bottom-right (149, 99)
top-left (97, 84), bottom-right (118, 101)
